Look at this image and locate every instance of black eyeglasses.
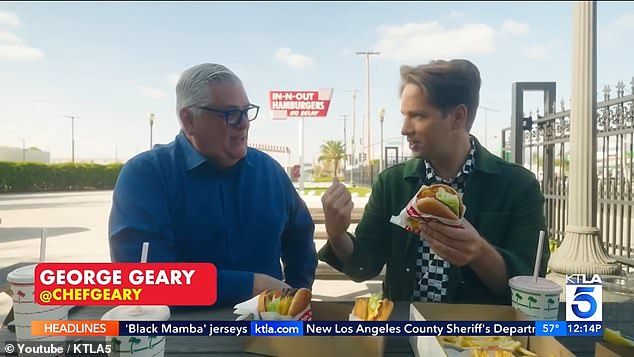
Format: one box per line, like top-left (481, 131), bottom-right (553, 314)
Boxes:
top-left (195, 104), bottom-right (260, 126)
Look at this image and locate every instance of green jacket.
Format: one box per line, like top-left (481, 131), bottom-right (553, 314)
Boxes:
top-left (318, 139), bottom-right (549, 305)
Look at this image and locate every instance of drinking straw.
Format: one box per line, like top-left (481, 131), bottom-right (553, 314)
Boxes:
top-left (134, 242), bottom-right (150, 314)
top-left (39, 228), bottom-right (47, 262)
top-left (141, 242), bottom-right (149, 263)
top-left (533, 230), bottom-right (545, 282)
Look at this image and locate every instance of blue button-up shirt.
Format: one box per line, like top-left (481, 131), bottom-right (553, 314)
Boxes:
top-left (108, 131), bottom-right (316, 306)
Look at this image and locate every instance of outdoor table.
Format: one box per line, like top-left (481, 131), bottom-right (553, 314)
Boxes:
top-left (1, 263), bottom-right (633, 356)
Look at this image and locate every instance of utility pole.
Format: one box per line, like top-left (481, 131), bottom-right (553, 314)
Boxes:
top-left (356, 50), bottom-right (380, 169)
top-left (378, 107), bottom-right (385, 171)
top-left (339, 114), bottom-right (348, 178)
top-left (479, 106), bottom-right (499, 148)
top-left (346, 89), bottom-right (360, 186)
top-left (63, 115), bottom-right (80, 163)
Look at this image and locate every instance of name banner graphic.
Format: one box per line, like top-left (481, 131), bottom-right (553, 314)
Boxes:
top-left (33, 263), bottom-right (217, 306)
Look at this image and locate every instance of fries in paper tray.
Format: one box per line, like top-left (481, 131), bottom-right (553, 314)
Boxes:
top-left (440, 336), bottom-right (538, 357)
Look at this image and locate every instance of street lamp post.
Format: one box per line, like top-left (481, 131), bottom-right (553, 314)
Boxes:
top-left (148, 113), bottom-right (156, 150)
top-left (63, 115), bottom-right (79, 163)
top-left (479, 106), bottom-right (499, 149)
top-left (378, 107), bottom-right (385, 171)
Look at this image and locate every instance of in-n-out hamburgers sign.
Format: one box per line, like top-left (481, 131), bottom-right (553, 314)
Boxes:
top-left (268, 89), bottom-right (334, 119)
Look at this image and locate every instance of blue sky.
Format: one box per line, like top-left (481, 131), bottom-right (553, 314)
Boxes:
top-left (1, 2), bottom-right (633, 164)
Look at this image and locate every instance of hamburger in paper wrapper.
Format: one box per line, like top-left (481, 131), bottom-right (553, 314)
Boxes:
top-left (390, 184), bottom-right (465, 233)
top-left (233, 288), bottom-right (312, 321)
top-left (349, 292), bottom-right (394, 321)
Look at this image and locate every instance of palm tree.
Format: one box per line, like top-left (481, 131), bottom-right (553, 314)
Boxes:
top-left (129, 337), bottom-right (141, 354)
top-left (111, 337), bottom-right (121, 353)
top-left (528, 296), bottom-right (538, 309)
top-left (319, 140), bottom-right (346, 178)
top-left (514, 293), bottom-right (523, 305)
top-left (547, 297), bottom-right (556, 311)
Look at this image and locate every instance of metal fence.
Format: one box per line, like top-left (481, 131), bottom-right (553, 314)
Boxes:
top-left (346, 148), bottom-right (411, 187)
top-left (502, 80), bottom-right (634, 264)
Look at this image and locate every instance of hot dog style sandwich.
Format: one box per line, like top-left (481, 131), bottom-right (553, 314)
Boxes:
top-left (257, 288), bottom-right (312, 317)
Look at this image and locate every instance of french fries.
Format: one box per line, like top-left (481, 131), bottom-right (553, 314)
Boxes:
top-left (439, 336), bottom-right (537, 357)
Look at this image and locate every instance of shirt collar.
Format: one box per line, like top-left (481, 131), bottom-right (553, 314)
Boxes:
top-left (176, 131), bottom-right (254, 171)
top-left (423, 137), bottom-right (476, 183)
top-left (403, 135), bottom-right (501, 180)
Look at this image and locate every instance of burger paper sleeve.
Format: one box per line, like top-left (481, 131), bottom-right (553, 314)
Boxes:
top-left (390, 184), bottom-right (465, 233)
top-left (233, 295), bottom-right (261, 320)
top-left (233, 295), bottom-right (312, 321)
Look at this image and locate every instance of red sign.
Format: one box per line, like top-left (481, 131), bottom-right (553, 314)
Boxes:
top-left (34, 263), bottom-right (217, 306)
top-left (268, 89), bottom-right (334, 119)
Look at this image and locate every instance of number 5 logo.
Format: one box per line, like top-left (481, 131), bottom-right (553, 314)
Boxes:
top-left (571, 287), bottom-right (597, 319)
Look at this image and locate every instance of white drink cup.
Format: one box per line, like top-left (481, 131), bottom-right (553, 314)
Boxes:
top-left (101, 306), bottom-right (170, 357)
top-left (508, 276), bottom-right (563, 320)
top-left (8, 264), bottom-right (68, 356)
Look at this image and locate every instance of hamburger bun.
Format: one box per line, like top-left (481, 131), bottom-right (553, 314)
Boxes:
top-left (415, 184), bottom-right (463, 220)
top-left (352, 295), bottom-right (394, 321)
top-left (257, 288), bottom-right (312, 317)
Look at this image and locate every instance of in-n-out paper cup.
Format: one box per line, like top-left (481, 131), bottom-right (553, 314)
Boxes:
top-left (101, 306), bottom-right (170, 357)
top-left (508, 276), bottom-right (563, 320)
top-left (8, 264), bottom-right (67, 356)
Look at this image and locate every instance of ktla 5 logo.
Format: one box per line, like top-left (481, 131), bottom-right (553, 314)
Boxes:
top-left (565, 274), bottom-right (602, 322)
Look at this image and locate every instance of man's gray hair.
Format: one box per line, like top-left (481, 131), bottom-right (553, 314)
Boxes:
top-left (175, 63), bottom-right (243, 117)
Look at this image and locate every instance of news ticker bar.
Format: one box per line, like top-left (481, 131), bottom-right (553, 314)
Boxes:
top-left (32, 320), bottom-right (603, 337)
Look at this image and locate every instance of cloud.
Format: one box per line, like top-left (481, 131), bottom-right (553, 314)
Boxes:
top-left (599, 14), bottom-right (634, 48)
top-left (449, 11), bottom-right (465, 18)
top-left (274, 48), bottom-right (315, 69)
top-left (0, 16), bottom-right (46, 61)
top-left (0, 11), bottom-right (20, 26)
top-left (522, 39), bottom-right (561, 60)
top-left (166, 73), bottom-right (180, 85)
top-left (140, 86), bottom-right (165, 98)
top-left (0, 31), bottom-right (22, 44)
top-left (501, 20), bottom-right (529, 35)
top-left (0, 44), bottom-right (44, 60)
top-left (374, 22), bottom-right (495, 61)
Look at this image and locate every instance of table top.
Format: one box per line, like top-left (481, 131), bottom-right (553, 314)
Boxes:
top-left (1, 262), bottom-right (633, 356)
top-left (1, 301), bottom-right (633, 357)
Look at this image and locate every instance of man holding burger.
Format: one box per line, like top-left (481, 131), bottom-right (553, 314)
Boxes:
top-left (319, 59), bottom-right (548, 304)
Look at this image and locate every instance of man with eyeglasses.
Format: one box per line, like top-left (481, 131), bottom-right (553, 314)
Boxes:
top-left (108, 63), bottom-right (317, 307)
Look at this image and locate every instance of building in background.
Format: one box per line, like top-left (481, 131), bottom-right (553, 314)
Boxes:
top-left (0, 146), bottom-right (50, 164)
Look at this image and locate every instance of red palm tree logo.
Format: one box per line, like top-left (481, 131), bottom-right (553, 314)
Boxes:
top-left (16, 290), bottom-right (25, 303)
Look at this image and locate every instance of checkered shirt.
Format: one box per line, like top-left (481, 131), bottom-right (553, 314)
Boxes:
top-left (412, 138), bottom-right (476, 302)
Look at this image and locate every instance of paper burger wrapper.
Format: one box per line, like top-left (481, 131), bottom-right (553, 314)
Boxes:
top-left (349, 313), bottom-right (363, 321)
top-left (390, 184), bottom-right (465, 234)
top-left (233, 295), bottom-right (312, 321)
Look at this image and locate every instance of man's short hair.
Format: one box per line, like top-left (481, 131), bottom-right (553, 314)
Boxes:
top-left (400, 59), bottom-right (481, 131)
top-left (175, 63), bottom-right (243, 118)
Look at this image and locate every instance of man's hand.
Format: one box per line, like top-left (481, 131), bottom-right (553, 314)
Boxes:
top-left (420, 219), bottom-right (509, 297)
top-left (419, 219), bottom-right (484, 267)
top-left (321, 177), bottom-right (354, 241)
top-left (252, 273), bottom-right (291, 296)
top-left (321, 177), bottom-right (354, 260)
